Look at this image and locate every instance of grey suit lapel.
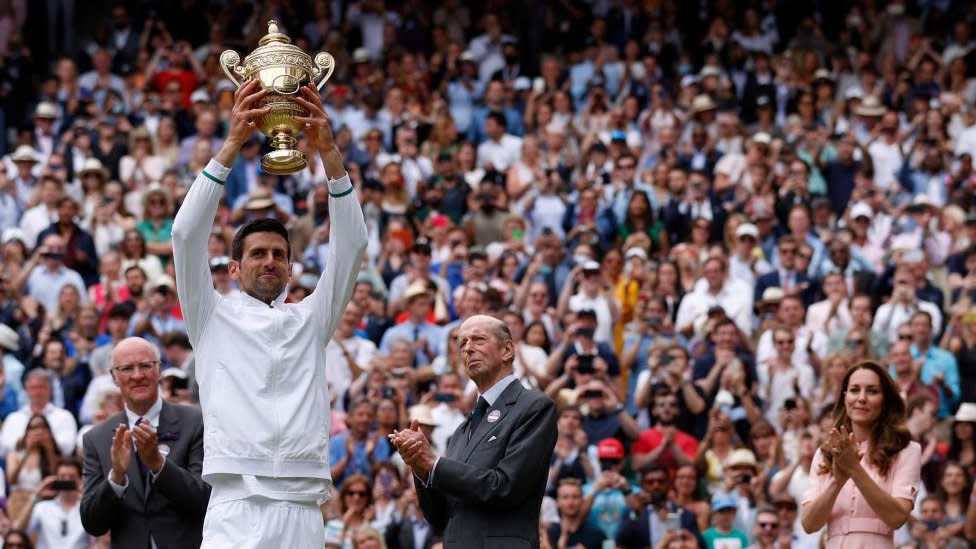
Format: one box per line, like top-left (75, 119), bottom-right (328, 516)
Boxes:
top-left (459, 382), bottom-right (523, 463)
top-left (146, 403), bottom-right (180, 499)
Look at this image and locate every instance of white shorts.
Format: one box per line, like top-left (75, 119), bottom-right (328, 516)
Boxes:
top-left (201, 498), bottom-right (325, 549)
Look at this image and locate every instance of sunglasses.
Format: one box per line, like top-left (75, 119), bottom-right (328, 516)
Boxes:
top-left (757, 521), bottom-right (778, 529)
top-left (345, 490), bottom-right (368, 497)
top-left (775, 339), bottom-right (794, 345)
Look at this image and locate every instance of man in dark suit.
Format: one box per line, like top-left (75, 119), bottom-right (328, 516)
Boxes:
top-left (616, 464), bottom-right (704, 549)
top-left (754, 234), bottom-right (815, 307)
top-left (81, 337), bottom-right (210, 548)
top-left (390, 315), bottom-right (558, 549)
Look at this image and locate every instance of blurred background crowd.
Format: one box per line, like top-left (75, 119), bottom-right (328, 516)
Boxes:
top-left (0, 0), bottom-right (974, 548)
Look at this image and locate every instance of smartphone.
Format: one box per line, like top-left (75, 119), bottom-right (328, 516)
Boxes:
top-left (784, 398), bottom-right (797, 410)
top-left (658, 355), bottom-right (673, 366)
top-left (381, 386), bottom-right (396, 399)
top-left (580, 389), bottom-right (604, 399)
top-left (665, 512), bottom-right (681, 532)
top-left (576, 355), bottom-right (594, 374)
top-left (434, 392), bottom-right (457, 403)
top-left (576, 327), bottom-right (596, 339)
top-left (532, 77), bottom-right (545, 93)
top-left (52, 480), bottom-right (77, 491)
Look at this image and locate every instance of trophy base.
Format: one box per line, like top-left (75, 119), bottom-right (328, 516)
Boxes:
top-left (262, 149), bottom-right (307, 175)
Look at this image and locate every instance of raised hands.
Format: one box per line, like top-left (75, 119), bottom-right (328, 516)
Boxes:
top-left (821, 425), bottom-right (862, 483)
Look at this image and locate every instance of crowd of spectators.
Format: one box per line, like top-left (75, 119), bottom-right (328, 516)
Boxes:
top-left (0, 0), bottom-right (976, 548)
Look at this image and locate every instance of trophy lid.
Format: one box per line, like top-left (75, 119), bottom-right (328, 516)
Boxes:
top-left (258, 20), bottom-right (293, 47)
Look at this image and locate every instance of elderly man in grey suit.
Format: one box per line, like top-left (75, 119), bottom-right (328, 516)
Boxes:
top-left (81, 337), bottom-right (210, 548)
top-left (390, 315), bottom-right (558, 549)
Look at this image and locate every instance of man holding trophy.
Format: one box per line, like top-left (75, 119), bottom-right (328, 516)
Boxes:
top-left (171, 22), bottom-right (367, 547)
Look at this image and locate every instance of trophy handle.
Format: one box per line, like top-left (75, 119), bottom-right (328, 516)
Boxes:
top-left (219, 50), bottom-right (246, 88)
top-left (312, 53), bottom-right (336, 92)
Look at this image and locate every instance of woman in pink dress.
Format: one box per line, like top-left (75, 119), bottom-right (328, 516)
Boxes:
top-left (800, 360), bottom-right (921, 548)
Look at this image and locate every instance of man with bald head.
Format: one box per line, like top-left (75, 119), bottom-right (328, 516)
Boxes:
top-left (80, 337), bottom-right (210, 548)
top-left (390, 314), bottom-right (557, 548)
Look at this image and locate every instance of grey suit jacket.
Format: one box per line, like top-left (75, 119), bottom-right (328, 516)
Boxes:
top-left (80, 401), bottom-right (210, 549)
top-left (415, 380), bottom-right (557, 549)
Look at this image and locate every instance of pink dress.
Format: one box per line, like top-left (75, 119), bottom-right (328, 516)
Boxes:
top-left (801, 441), bottom-right (921, 549)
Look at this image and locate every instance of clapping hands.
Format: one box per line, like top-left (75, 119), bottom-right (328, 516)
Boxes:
top-left (821, 426), bottom-right (862, 483)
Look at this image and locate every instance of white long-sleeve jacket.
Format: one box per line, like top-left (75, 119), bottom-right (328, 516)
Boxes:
top-left (172, 159), bottom-right (367, 482)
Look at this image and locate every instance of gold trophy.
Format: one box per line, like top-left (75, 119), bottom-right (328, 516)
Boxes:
top-left (220, 20), bottom-right (335, 175)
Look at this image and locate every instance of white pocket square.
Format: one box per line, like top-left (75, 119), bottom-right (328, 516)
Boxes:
top-left (488, 435), bottom-right (497, 442)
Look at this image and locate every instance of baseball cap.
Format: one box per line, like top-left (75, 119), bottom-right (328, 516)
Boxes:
top-left (597, 438), bottom-right (625, 460)
top-left (712, 493), bottom-right (738, 512)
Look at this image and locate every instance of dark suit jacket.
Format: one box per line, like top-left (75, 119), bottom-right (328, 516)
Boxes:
top-left (754, 270), bottom-right (815, 307)
top-left (81, 401), bottom-right (210, 549)
top-left (415, 380), bottom-right (557, 549)
top-left (615, 501), bottom-right (704, 549)
top-left (385, 517), bottom-right (437, 549)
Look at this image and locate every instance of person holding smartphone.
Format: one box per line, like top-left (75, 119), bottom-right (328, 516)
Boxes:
top-left (15, 457), bottom-right (92, 548)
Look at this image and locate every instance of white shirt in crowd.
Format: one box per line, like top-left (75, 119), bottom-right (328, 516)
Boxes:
top-left (0, 402), bottom-right (78, 457)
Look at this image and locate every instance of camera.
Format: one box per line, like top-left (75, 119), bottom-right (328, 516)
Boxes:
top-left (576, 327), bottom-right (596, 339)
top-left (576, 355), bottom-right (595, 374)
top-left (170, 377), bottom-right (189, 391)
top-left (434, 392), bottom-right (457, 403)
top-left (381, 386), bottom-right (396, 399)
top-left (783, 398), bottom-right (797, 410)
top-left (580, 389), bottom-right (604, 399)
top-left (658, 355), bottom-right (673, 366)
top-left (52, 480), bottom-right (77, 491)
top-left (737, 473), bottom-right (752, 484)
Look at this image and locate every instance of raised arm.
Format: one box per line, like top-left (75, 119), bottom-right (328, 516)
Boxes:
top-left (293, 85), bottom-right (369, 340)
top-left (172, 80), bottom-right (270, 345)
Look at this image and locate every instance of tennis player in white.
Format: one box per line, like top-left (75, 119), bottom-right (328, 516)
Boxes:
top-left (172, 78), bottom-right (367, 548)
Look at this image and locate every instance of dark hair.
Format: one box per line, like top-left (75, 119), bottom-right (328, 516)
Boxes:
top-left (820, 361), bottom-right (911, 478)
top-left (16, 414), bottom-right (57, 477)
top-left (3, 530), bottom-right (33, 549)
top-left (934, 461), bottom-right (972, 514)
top-left (524, 320), bottom-right (551, 353)
top-left (485, 111), bottom-right (507, 129)
top-left (231, 218), bottom-right (291, 261)
top-left (161, 331), bottom-right (192, 350)
top-left (57, 456), bottom-right (83, 476)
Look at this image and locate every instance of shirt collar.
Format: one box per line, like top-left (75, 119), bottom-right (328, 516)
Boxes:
top-left (478, 373), bottom-right (517, 407)
top-left (124, 396), bottom-right (162, 427)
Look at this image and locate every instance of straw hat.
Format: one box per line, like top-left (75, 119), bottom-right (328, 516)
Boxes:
top-left (403, 282), bottom-right (433, 302)
top-left (954, 402), bottom-right (976, 422)
top-left (725, 448), bottom-right (760, 472)
top-left (243, 189), bottom-right (275, 211)
top-left (78, 158), bottom-right (110, 179)
top-left (408, 404), bottom-right (439, 427)
top-left (690, 94), bottom-right (717, 114)
top-left (855, 96), bottom-right (886, 117)
top-left (10, 145), bottom-right (40, 164)
top-left (33, 102), bottom-right (58, 119)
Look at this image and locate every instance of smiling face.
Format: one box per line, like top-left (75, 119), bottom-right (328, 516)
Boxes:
top-left (844, 367), bottom-right (884, 428)
top-left (232, 231), bottom-right (290, 302)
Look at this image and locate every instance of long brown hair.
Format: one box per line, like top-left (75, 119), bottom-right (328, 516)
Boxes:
top-left (819, 361), bottom-right (911, 478)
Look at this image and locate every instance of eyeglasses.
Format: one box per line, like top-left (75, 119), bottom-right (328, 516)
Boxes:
top-left (757, 521), bottom-right (779, 529)
top-left (345, 490), bottom-right (368, 497)
top-left (112, 360), bottom-right (160, 376)
top-left (774, 339), bottom-right (795, 345)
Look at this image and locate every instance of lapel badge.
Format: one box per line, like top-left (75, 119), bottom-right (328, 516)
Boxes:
top-left (486, 410), bottom-right (501, 423)
top-left (158, 444), bottom-right (171, 457)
